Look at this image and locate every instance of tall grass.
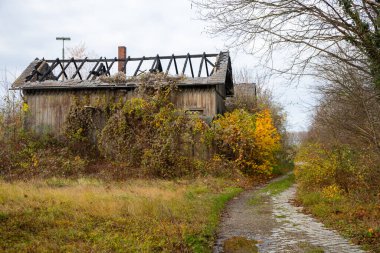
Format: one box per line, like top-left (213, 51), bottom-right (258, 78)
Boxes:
top-left (0, 177), bottom-right (242, 252)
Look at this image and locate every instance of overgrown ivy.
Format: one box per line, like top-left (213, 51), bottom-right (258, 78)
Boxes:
top-left (64, 72), bottom-right (282, 178)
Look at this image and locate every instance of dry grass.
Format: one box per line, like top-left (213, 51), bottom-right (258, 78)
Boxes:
top-left (296, 189), bottom-right (380, 252)
top-left (0, 177), bottom-right (242, 252)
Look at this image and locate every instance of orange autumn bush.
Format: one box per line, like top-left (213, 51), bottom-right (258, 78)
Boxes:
top-left (212, 109), bottom-right (280, 175)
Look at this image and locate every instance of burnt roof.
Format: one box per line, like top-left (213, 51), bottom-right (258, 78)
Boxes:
top-left (12, 51), bottom-right (234, 97)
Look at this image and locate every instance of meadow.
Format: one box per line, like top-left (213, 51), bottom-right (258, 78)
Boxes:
top-left (0, 177), bottom-right (242, 252)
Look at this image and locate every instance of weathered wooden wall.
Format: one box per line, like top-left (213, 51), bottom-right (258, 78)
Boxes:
top-left (215, 84), bottom-right (226, 114)
top-left (172, 87), bottom-right (218, 115)
top-left (23, 89), bottom-right (136, 136)
top-left (23, 87), bottom-right (224, 136)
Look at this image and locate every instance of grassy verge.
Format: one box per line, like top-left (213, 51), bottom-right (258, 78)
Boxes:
top-left (0, 177), bottom-right (242, 252)
top-left (249, 173), bottom-right (295, 205)
top-left (262, 173), bottom-right (295, 196)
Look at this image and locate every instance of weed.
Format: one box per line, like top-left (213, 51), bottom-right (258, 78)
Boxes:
top-left (0, 177), bottom-right (242, 252)
top-left (297, 242), bottom-right (324, 253)
top-left (223, 236), bottom-right (258, 253)
top-left (248, 174), bottom-right (295, 206)
top-left (297, 187), bottom-right (380, 251)
top-left (0, 212), bottom-right (8, 222)
top-left (262, 173), bottom-right (295, 196)
top-left (248, 194), bottom-right (265, 206)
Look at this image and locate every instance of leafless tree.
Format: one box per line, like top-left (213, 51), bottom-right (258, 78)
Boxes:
top-left (309, 56), bottom-right (380, 152)
top-left (228, 69), bottom-right (280, 116)
top-left (0, 68), bottom-right (21, 141)
top-left (306, 58), bottom-right (380, 190)
top-left (65, 43), bottom-right (97, 79)
top-left (193, 0), bottom-right (380, 91)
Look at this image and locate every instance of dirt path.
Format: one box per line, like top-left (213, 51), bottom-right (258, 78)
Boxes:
top-left (214, 175), bottom-right (365, 253)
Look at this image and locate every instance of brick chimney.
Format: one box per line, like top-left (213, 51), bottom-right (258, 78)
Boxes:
top-left (118, 46), bottom-right (126, 73)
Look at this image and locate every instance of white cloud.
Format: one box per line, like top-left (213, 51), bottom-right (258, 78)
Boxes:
top-left (0, 0), bottom-right (315, 131)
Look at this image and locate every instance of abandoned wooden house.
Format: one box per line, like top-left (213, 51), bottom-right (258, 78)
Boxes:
top-left (12, 47), bottom-right (234, 136)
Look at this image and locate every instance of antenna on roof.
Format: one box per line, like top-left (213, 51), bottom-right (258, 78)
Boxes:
top-left (56, 37), bottom-right (71, 80)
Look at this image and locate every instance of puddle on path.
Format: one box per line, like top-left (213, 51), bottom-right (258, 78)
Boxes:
top-left (223, 236), bottom-right (258, 253)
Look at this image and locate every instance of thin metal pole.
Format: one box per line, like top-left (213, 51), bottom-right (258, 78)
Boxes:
top-left (62, 40), bottom-right (65, 62)
top-left (56, 37), bottom-right (71, 80)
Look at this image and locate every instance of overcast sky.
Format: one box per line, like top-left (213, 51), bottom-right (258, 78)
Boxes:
top-left (0, 0), bottom-right (315, 131)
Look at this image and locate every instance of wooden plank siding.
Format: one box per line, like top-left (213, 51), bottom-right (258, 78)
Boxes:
top-left (23, 87), bottom-right (224, 137)
top-left (173, 87), bottom-right (218, 116)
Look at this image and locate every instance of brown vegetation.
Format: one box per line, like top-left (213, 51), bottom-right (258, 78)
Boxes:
top-left (0, 70), bottom-right (290, 252)
top-left (0, 177), bottom-right (242, 252)
top-left (296, 58), bottom-right (380, 251)
top-left (193, 1), bottom-right (380, 250)
top-left (0, 72), bottom-right (289, 181)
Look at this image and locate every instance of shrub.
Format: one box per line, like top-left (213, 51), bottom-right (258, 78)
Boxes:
top-left (97, 74), bottom-right (209, 178)
top-left (2, 72), bottom-right (285, 180)
top-left (212, 109), bottom-right (281, 175)
top-left (295, 142), bottom-right (380, 251)
top-left (98, 98), bottom-right (152, 166)
top-left (98, 96), bottom-right (212, 178)
top-left (64, 96), bottom-right (100, 157)
top-left (295, 143), bottom-right (370, 194)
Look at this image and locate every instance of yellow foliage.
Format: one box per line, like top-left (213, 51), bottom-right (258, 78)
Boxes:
top-left (122, 97), bottom-right (149, 115)
top-left (22, 102), bottom-right (29, 112)
top-left (213, 109), bottom-right (281, 175)
top-left (295, 143), bottom-right (336, 190)
top-left (32, 154), bottom-right (39, 168)
top-left (295, 143), bottom-right (366, 194)
top-left (321, 184), bottom-right (342, 200)
top-left (254, 109), bottom-right (281, 167)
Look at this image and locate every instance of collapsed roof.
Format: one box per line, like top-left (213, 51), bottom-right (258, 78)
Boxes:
top-left (12, 51), bottom-right (234, 97)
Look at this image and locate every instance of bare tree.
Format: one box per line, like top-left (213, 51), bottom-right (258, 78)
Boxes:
top-left (65, 43), bottom-right (97, 79)
top-left (309, 55), bottom-right (380, 152)
top-left (193, 0), bottom-right (380, 91)
top-left (68, 42), bottom-right (89, 59)
top-left (0, 68), bottom-right (21, 141)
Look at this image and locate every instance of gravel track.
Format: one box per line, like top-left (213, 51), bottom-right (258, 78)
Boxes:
top-left (213, 176), bottom-right (365, 253)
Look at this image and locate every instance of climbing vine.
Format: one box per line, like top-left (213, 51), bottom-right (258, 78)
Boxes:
top-left (64, 72), bottom-right (282, 177)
